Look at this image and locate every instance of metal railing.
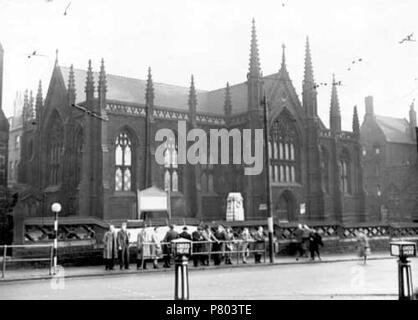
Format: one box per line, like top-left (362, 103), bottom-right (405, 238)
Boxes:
top-left (1, 244), bottom-right (54, 279)
top-left (135, 239), bottom-right (268, 266)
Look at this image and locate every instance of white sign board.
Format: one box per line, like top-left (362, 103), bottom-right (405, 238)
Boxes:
top-left (226, 192), bottom-right (244, 221)
top-left (300, 203), bottom-right (306, 215)
top-left (137, 186), bottom-right (170, 219)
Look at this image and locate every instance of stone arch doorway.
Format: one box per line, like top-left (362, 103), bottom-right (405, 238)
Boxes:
top-left (276, 190), bottom-right (295, 221)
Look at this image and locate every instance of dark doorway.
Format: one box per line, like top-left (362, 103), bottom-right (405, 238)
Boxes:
top-left (276, 191), bottom-right (295, 221)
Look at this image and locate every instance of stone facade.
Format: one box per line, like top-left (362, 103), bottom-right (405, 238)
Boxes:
top-left (14, 21), bottom-right (365, 226)
top-left (360, 96), bottom-right (418, 222)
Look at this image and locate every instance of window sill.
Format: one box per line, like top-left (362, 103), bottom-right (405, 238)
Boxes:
top-left (271, 182), bottom-right (302, 188)
top-left (112, 191), bottom-right (136, 197)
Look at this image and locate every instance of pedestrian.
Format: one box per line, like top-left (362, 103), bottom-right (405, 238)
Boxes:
top-left (191, 226), bottom-right (205, 267)
top-left (212, 225), bottom-right (226, 265)
top-left (224, 227), bottom-right (235, 265)
top-left (309, 229), bottom-right (323, 261)
top-left (201, 225), bottom-right (215, 266)
top-left (179, 226), bottom-right (192, 240)
top-left (239, 227), bottom-right (252, 264)
top-left (302, 224), bottom-right (311, 258)
top-left (294, 224), bottom-right (305, 261)
top-left (117, 222), bottom-right (130, 270)
top-left (253, 226), bottom-right (265, 263)
top-left (356, 230), bottom-right (370, 265)
top-left (141, 227), bottom-right (160, 269)
top-left (103, 224), bottom-right (117, 270)
top-left (136, 226), bottom-right (145, 269)
top-left (162, 225), bottom-right (179, 268)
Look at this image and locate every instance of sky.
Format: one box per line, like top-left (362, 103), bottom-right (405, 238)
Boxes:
top-left (1, 0), bottom-right (418, 130)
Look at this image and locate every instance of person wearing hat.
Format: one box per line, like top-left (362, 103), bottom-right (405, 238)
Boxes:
top-left (192, 226), bottom-right (205, 267)
top-left (162, 225), bottom-right (179, 268)
top-left (179, 226), bottom-right (192, 240)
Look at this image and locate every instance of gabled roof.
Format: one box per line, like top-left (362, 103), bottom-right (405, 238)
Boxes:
top-left (59, 66), bottom-right (211, 113)
top-left (375, 115), bottom-right (414, 144)
top-left (58, 66), bottom-right (304, 116)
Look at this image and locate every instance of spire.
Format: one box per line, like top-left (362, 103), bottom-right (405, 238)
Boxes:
top-left (281, 43), bottom-right (286, 69)
top-left (29, 90), bottom-right (35, 120)
top-left (352, 105), bottom-right (360, 135)
top-left (248, 18), bottom-right (261, 78)
top-left (188, 75), bottom-right (197, 125)
top-left (35, 80), bottom-right (43, 119)
top-left (303, 36), bottom-right (315, 86)
top-left (302, 37), bottom-right (318, 118)
top-left (98, 58), bottom-right (107, 94)
top-left (145, 66), bottom-right (154, 107)
top-left (278, 43), bottom-right (290, 80)
top-left (330, 74), bottom-right (341, 133)
top-left (54, 49), bottom-right (59, 67)
top-left (68, 64), bottom-right (76, 105)
top-left (85, 59), bottom-right (94, 99)
top-left (224, 82), bottom-right (232, 117)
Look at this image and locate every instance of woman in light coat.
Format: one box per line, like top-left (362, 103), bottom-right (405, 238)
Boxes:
top-left (138, 227), bottom-right (161, 269)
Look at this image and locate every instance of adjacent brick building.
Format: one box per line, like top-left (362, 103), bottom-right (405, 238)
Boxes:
top-left (360, 96), bottom-right (418, 222)
top-left (14, 21), bottom-right (366, 228)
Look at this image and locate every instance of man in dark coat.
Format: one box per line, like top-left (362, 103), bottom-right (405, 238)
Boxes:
top-left (212, 225), bottom-right (226, 265)
top-left (253, 226), bottom-right (265, 263)
top-left (191, 226), bottom-right (205, 267)
top-left (103, 225), bottom-right (117, 270)
top-left (117, 222), bottom-right (130, 270)
top-left (309, 230), bottom-right (323, 260)
top-left (162, 225), bottom-right (179, 268)
top-left (179, 226), bottom-right (192, 240)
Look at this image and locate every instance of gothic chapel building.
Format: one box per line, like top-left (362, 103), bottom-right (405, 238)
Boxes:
top-left (16, 20), bottom-right (365, 224)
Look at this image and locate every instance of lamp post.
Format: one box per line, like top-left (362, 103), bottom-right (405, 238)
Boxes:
top-left (262, 93), bottom-right (274, 264)
top-left (51, 202), bottom-right (62, 274)
top-left (171, 238), bottom-right (192, 300)
top-left (390, 241), bottom-right (416, 300)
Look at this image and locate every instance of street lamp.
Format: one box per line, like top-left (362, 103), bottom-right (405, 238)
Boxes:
top-left (262, 93), bottom-right (274, 264)
top-left (390, 241), bottom-right (416, 300)
top-left (51, 202), bottom-right (62, 274)
top-left (171, 238), bottom-right (192, 300)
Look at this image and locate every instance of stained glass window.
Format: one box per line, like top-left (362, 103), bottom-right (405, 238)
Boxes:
top-left (270, 112), bottom-right (299, 183)
top-left (115, 131), bottom-right (132, 191)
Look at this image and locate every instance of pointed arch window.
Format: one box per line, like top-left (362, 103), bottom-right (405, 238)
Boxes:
top-left (115, 131), bottom-right (133, 191)
top-left (321, 146), bottom-right (330, 193)
top-left (201, 163), bottom-right (214, 193)
top-left (164, 135), bottom-right (181, 192)
top-left (270, 112), bottom-right (299, 183)
top-left (340, 149), bottom-right (351, 195)
top-left (47, 114), bottom-right (64, 185)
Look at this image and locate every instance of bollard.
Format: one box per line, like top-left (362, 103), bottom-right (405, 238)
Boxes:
top-left (171, 238), bottom-right (192, 300)
top-left (398, 256), bottom-right (414, 300)
top-left (390, 241), bottom-right (416, 300)
top-left (174, 255), bottom-right (190, 300)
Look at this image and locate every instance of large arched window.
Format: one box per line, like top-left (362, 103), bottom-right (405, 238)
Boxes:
top-left (340, 148), bottom-right (351, 195)
top-left (320, 146), bottom-right (330, 193)
top-left (163, 135), bottom-right (180, 192)
top-left (47, 113), bottom-right (64, 185)
top-left (269, 111), bottom-right (299, 183)
top-left (115, 131), bottom-right (132, 191)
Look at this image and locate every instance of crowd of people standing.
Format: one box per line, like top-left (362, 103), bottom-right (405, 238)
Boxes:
top-left (102, 223), bottom-right (268, 270)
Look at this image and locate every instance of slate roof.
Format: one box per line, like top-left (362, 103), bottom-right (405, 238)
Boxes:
top-left (375, 115), bottom-right (414, 144)
top-left (59, 66), bottom-right (294, 116)
top-left (59, 67), bottom-right (211, 113)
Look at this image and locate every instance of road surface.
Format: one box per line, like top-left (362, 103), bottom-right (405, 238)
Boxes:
top-left (0, 259), bottom-right (417, 299)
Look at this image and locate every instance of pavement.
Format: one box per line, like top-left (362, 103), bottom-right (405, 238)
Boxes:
top-left (1, 257), bottom-right (417, 300)
top-left (0, 252), bottom-right (396, 282)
